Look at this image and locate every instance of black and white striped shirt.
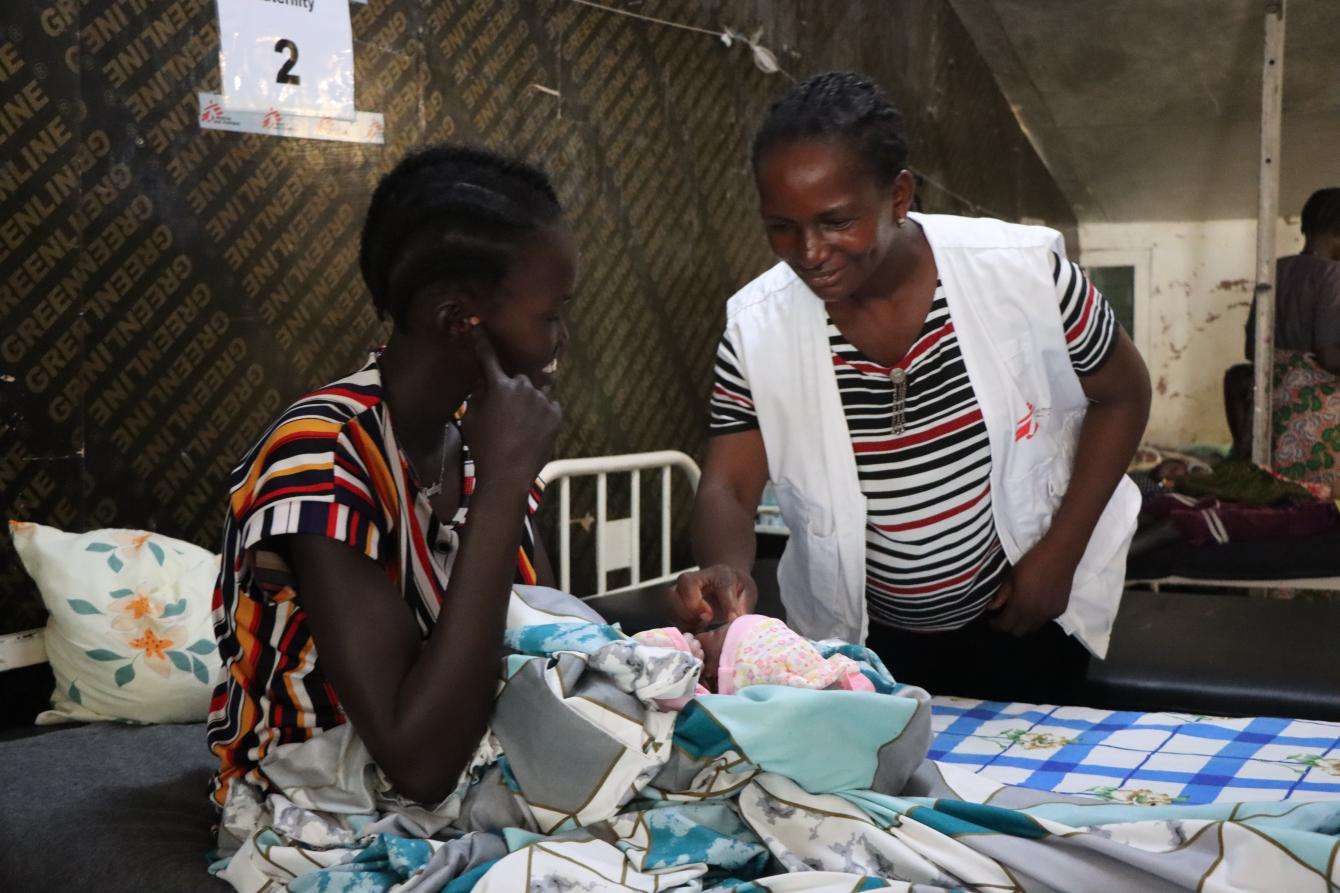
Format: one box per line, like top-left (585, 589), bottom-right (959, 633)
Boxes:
top-left (711, 254), bottom-right (1118, 631)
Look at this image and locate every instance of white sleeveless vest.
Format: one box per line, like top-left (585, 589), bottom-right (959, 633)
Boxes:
top-left (723, 212), bottom-right (1140, 658)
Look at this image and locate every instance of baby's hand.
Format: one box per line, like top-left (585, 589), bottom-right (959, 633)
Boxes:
top-left (683, 633), bottom-right (704, 661)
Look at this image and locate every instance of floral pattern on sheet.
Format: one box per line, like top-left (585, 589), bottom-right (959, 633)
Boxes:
top-left (215, 605), bottom-right (1340, 893)
top-left (83, 532), bottom-right (169, 573)
top-left (979, 728), bottom-right (1077, 751)
top-left (1285, 753), bottom-right (1340, 776)
top-left (1003, 729), bottom-right (1077, 750)
top-left (1272, 349), bottom-right (1340, 489)
top-left (69, 581), bottom-right (216, 688)
top-left (505, 620), bottom-right (627, 656)
top-left (1086, 786), bottom-right (1188, 806)
top-left (617, 802), bottom-right (769, 873)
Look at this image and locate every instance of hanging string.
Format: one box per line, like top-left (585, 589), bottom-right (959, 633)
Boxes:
top-left (567, 0), bottom-right (723, 37)
top-left (566, 0), bottom-right (794, 81)
top-left (565, 0), bottom-right (1004, 220)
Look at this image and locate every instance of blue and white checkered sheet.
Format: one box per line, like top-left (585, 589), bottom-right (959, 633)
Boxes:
top-left (929, 696), bottom-right (1340, 805)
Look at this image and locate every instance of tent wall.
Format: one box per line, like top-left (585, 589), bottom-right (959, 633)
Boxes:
top-left (0, 0), bottom-right (1076, 628)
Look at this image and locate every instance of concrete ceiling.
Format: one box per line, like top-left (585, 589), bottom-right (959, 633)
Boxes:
top-left (949, 0), bottom-right (1340, 222)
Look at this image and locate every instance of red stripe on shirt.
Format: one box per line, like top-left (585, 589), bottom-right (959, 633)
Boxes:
top-left (870, 483), bottom-right (990, 532)
top-left (834, 354), bottom-right (891, 376)
top-left (832, 323), bottom-right (955, 377)
top-left (1065, 281), bottom-right (1095, 344)
top-left (405, 502), bottom-right (445, 606)
top-left (712, 384), bottom-right (755, 409)
top-left (252, 482), bottom-right (334, 508)
top-left (897, 322), bottom-right (954, 369)
top-left (853, 408), bottom-right (983, 453)
top-left (867, 555), bottom-right (989, 596)
top-left (309, 385), bottom-right (379, 405)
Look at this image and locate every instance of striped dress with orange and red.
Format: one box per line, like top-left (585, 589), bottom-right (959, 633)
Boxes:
top-left (206, 355), bottom-right (542, 809)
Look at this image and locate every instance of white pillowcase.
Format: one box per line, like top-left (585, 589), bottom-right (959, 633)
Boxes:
top-left (9, 520), bottom-right (223, 725)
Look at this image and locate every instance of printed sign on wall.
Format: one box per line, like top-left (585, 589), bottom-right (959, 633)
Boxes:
top-left (198, 92), bottom-right (384, 143)
top-left (216, 0), bottom-right (355, 119)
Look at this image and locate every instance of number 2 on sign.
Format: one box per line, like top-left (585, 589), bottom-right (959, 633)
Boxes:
top-left (274, 38), bottom-right (300, 85)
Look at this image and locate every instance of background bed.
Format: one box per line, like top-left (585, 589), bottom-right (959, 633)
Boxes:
top-left (1126, 528), bottom-right (1340, 592)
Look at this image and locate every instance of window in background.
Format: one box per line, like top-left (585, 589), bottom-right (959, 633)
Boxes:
top-left (1087, 264), bottom-right (1136, 338)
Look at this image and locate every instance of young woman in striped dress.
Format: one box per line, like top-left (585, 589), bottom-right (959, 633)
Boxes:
top-left (672, 73), bottom-right (1151, 705)
top-left (208, 145), bottom-right (573, 816)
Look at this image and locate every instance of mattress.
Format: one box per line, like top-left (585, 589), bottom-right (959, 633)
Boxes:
top-left (5, 698), bottom-right (1339, 890)
top-left (930, 696), bottom-right (1340, 805)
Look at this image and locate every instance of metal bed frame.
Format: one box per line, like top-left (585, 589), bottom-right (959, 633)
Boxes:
top-left (539, 450), bottom-right (701, 597)
top-left (1126, 575), bottom-right (1340, 593)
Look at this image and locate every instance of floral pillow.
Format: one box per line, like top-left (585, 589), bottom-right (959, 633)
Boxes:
top-left (9, 520), bottom-right (222, 725)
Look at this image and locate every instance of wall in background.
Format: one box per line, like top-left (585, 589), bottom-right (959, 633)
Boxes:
top-left (1, 0), bottom-right (1075, 630)
top-left (1079, 218), bottom-right (1305, 447)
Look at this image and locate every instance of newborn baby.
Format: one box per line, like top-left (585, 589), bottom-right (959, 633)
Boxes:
top-left (633, 614), bottom-right (873, 709)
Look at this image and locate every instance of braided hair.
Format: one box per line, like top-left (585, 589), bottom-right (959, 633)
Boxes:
top-left (359, 145), bottom-right (563, 329)
top-left (1300, 187), bottom-right (1340, 241)
top-left (751, 71), bottom-right (909, 185)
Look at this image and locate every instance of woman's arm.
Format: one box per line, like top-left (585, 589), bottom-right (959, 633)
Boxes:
top-left (693, 430), bottom-right (769, 576)
top-left (670, 430), bottom-right (769, 629)
top-left (286, 477), bottom-right (534, 803)
top-left (287, 331), bottom-right (561, 803)
top-left (989, 328), bottom-right (1151, 635)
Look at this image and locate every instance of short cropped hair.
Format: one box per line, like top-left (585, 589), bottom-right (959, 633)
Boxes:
top-left (1300, 188), bottom-right (1340, 241)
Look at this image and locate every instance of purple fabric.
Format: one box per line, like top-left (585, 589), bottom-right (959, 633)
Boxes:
top-left (1145, 493), bottom-right (1340, 547)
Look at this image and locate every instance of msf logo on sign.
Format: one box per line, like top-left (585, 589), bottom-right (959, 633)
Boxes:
top-left (262, 108), bottom-right (283, 129)
top-left (200, 100), bottom-right (223, 123)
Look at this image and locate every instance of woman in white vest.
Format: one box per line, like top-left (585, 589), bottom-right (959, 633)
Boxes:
top-left (670, 72), bottom-right (1151, 704)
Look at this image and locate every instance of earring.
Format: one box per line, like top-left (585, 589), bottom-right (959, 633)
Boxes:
top-left (896, 217), bottom-right (907, 228)
top-left (449, 314), bottom-right (480, 336)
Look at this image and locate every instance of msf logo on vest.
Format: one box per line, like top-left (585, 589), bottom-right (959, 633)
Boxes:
top-left (1014, 403), bottom-right (1039, 442)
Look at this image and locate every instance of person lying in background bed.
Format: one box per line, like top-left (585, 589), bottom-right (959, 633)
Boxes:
top-left (669, 71), bottom-right (1152, 705)
top-left (207, 144), bottom-right (574, 817)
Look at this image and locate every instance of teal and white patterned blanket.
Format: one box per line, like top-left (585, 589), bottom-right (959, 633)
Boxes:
top-left (213, 587), bottom-right (1340, 892)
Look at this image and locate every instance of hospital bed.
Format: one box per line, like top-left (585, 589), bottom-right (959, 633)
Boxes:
top-left (1125, 528), bottom-right (1340, 593)
top-left (3, 451), bottom-right (1340, 891)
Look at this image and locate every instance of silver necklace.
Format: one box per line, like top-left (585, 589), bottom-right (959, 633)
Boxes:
top-left (419, 421), bottom-right (453, 499)
top-left (890, 367), bottom-right (908, 435)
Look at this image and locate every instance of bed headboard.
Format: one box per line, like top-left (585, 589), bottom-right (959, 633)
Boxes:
top-left (538, 450), bottom-right (701, 598)
top-left (0, 628), bottom-right (45, 671)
